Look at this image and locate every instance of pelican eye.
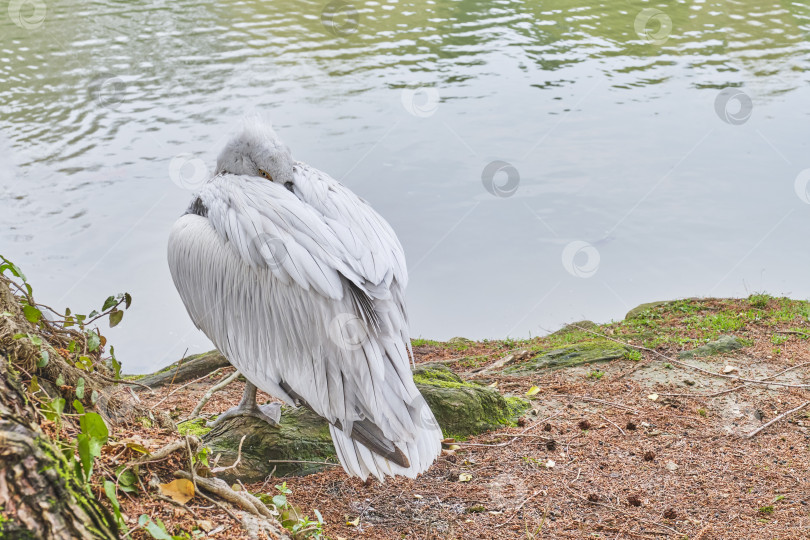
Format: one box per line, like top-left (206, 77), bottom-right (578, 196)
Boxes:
top-left (258, 168), bottom-right (273, 181)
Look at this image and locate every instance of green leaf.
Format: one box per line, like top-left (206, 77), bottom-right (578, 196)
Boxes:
top-left (12, 333), bottom-right (25, 340)
top-left (104, 480), bottom-right (126, 529)
top-left (64, 315), bottom-right (74, 328)
top-left (65, 307), bottom-right (71, 316)
top-left (73, 399), bottom-right (85, 414)
top-left (80, 412), bottom-right (109, 447)
top-left (75, 377), bottom-right (85, 400)
top-left (87, 331), bottom-right (100, 352)
top-left (29, 375), bottom-right (40, 393)
top-left (124, 293), bottom-right (132, 309)
top-left (55, 374), bottom-right (65, 387)
top-left (102, 296), bottom-right (117, 311)
top-left (116, 466), bottom-right (138, 492)
top-left (91, 389), bottom-right (99, 405)
top-left (272, 494), bottom-right (287, 509)
top-left (109, 309), bottom-right (123, 328)
top-left (22, 304), bottom-right (42, 324)
top-left (138, 516), bottom-right (174, 540)
top-left (88, 310), bottom-right (99, 318)
top-left (77, 434), bottom-right (93, 480)
top-left (27, 333), bottom-right (42, 346)
top-left (37, 349), bottom-right (49, 368)
top-left (68, 340), bottom-right (76, 353)
top-left (42, 397), bottom-right (65, 422)
top-left (110, 347), bottom-right (121, 379)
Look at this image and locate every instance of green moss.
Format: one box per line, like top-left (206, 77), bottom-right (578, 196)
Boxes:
top-left (178, 418), bottom-right (211, 437)
top-left (415, 363), bottom-right (529, 439)
top-left (504, 341), bottom-right (629, 374)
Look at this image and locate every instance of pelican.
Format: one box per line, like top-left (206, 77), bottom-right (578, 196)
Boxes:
top-left (167, 118), bottom-right (442, 480)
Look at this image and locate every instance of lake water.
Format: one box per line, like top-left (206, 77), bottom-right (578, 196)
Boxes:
top-left (2, 0), bottom-right (809, 373)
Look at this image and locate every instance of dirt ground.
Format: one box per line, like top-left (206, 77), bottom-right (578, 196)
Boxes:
top-left (122, 296), bottom-right (810, 539)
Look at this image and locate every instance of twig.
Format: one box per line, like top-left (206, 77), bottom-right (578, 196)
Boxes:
top-left (775, 330), bottom-right (810, 338)
top-left (149, 367), bottom-right (230, 411)
top-left (599, 414), bottom-right (626, 436)
top-left (552, 394), bottom-right (640, 413)
top-left (186, 370), bottom-right (241, 421)
top-left (494, 491), bottom-right (542, 529)
top-left (127, 436), bottom-right (200, 467)
top-left (174, 471), bottom-right (274, 519)
top-left (458, 410), bottom-right (564, 448)
top-left (659, 362), bottom-right (810, 398)
top-left (211, 434), bottom-right (247, 474)
top-left (196, 489), bottom-right (241, 523)
top-left (154, 494), bottom-right (199, 519)
top-left (266, 459), bottom-right (340, 466)
top-left (746, 401), bottom-right (810, 438)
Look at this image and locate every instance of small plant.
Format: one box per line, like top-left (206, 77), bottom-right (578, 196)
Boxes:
top-left (263, 482), bottom-right (325, 539)
top-left (749, 293), bottom-right (772, 309)
top-left (771, 334), bottom-right (788, 345)
top-left (624, 349), bottom-right (642, 362)
top-left (663, 362), bottom-right (673, 369)
top-left (586, 370), bottom-right (604, 380)
top-left (697, 408), bottom-right (707, 417)
top-left (758, 505), bottom-right (774, 515)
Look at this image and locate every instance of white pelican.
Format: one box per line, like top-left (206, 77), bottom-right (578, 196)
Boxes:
top-left (167, 118), bottom-right (442, 480)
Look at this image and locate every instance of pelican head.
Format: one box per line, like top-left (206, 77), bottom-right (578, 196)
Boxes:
top-left (215, 118), bottom-right (295, 185)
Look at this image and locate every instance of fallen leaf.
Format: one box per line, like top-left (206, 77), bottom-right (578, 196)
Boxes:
top-left (458, 473), bottom-right (473, 482)
top-left (197, 520), bottom-right (214, 532)
top-left (414, 494), bottom-right (423, 499)
top-left (346, 517), bottom-right (360, 527)
top-left (723, 365), bottom-right (738, 374)
top-left (448, 444), bottom-right (461, 451)
top-left (487, 382), bottom-right (498, 388)
top-left (545, 459), bottom-right (556, 468)
top-left (159, 479), bottom-right (194, 504)
top-left (526, 385), bottom-right (540, 396)
top-left (647, 393), bottom-right (659, 401)
top-left (665, 460), bottom-right (679, 472)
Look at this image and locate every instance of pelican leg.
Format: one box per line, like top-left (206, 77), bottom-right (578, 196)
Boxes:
top-left (207, 382), bottom-right (282, 428)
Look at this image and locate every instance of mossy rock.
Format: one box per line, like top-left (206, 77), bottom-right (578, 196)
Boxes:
top-left (503, 341), bottom-right (629, 374)
top-left (203, 407), bottom-right (335, 481)
top-left (678, 335), bottom-right (744, 359)
top-left (202, 364), bottom-right (529, 481)
top-left (413, 363), bottom-right (530, 439)
top-left (625, 301), bottom-right (671, 320)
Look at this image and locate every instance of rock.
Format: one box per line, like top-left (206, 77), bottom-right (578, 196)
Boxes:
top-left (625, 301), bottom-right (670, 320)
top-left (447, 337), bottom-right (473, 344)
top-left (502, 341), bottom-right (629, 374)
top-left (414, 363), bottom-right (530, 439)
top-left (678, 335), bottom-right (744, 359)
top-left (553, 320), bottom-right (597, 334)
top-left (203, 406), bottom-right (336, 481)
top-left (202, 363), bottom-right (529, 481)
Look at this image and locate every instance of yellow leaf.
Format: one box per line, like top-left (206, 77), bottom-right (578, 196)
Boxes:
top-left (346, 517), bottom-right (360, 527)
top-left (414, 494), bottom-right (423, 499)
top-left (526, 386), bottom-right (540, 396)
top-left (159, 478), bottom-right (194, 504)
top-left (448, 444), bottom-right (461, 451)
top-left (647, 393), bottom-right (659, 401)
top-left (458, 473), bottom-right (472, 482)
top-left (487, 381), bottom-right (498, 388)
